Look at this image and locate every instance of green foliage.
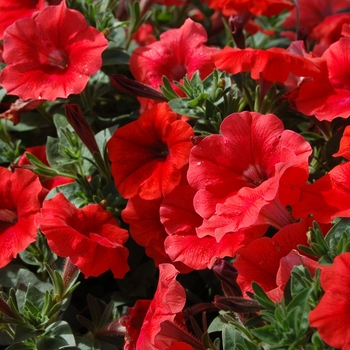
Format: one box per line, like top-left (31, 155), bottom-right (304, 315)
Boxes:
top-left (299, 218), bottom-right (350, 264)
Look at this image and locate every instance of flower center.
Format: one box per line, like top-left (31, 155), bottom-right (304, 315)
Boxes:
top-left (170, 63), bottom-right (188, 81)
top-left (242, 164), bottom-right (268, 188)
top-left (152, 143), bottom-right (169, 159)
top-left (48, 49), bottom-right (69, 70)
top-left (0, 208), bottom-right (18, 226)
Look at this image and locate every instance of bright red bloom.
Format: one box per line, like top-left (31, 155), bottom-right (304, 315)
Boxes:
top-left (107, 103), bottom-right (194, 200)
top-left (121, 300), bottom-right (152, 350)
top-left (292, 161), bottom-right (350, 223)
top-left (39, 193), bottom-right (129, 278)
top-left (234, 218), bottom-right (322, 300)
top-left (187, 112), bottom-right (311, 241)
top-left (129, 264), bottom-right (204, 349)
top-left (204, 0), bottom-right (294, 17)
top-left (296, 38), bottom-right (350, 122)
top-left (0, 1), bottom-right (108, 101)
top-left (0, 167), bottom-right (47, 268)
top-left (129, 18), bottom-right (217, 110)
top-left (311, 13), bottom-right (350, 56)
top-left (309, 252), bottom-right (350, 349)
top-left (0, 0), bottom-right (45, 39)
top-left (18, 145), bottom-right (75, 190)
top-left (132, 23), bottom-right (156, 46)
top-left (212, 45), bottom-right (322, 83)
top-left (283, 0), bottom-right (350, 35)
top-left (161, 184), bottom-right (267, 270)
top-left (333, 125), bottom-right (350, 160)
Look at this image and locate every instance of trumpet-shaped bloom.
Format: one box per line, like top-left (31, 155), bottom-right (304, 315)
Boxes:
top-left (108, 103), bottom-right (194, 200)
top-left (129, 18), bottom-right (217, 110)
top-left (39, 193), bottom-right (130, 278)
top-left (0, 1), bottom-right (108, 101)
top-left (309, 252), bottom-right (350, 349)
top-left (0, 167), bottom-right (47, 268)
top-left (187, 111), bottom-right (312, 241)
top-left (296, 38), bottom-right (350, 122)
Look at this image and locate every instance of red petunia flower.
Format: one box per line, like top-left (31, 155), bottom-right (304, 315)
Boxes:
top-left (295, 37), bottom-right (350, 122)
top-left (161, 184), bottom-right (267, 270)
top-left (234, 218), bottom-right (322, 300)
top-left (126, 264), bottom-right (204, 349)
top-left (107, 103), bottom-right (194, 200)
top-left (129, 18), bottom-right (217, 110)
top-left (283, 0), bottom-right (350, 35)
top-left (333, 125), bottom-right (350, 160)
top-left (204, 0), bottom-right (294, 17)
top-left (38, 193), bottom-right (129, 278)
top-left (212, 45), bottom-right (322, 83)
top-left (0, 0), bottom-right (45, 39)
top-left (0, 1), bottom-right (108, 101)
top-left (0, 167), bottom-right (47, 268)
top-left (292, 161), bottom-right (350, 223)
top-left (120, 299), bottom-right (152, 350)
top-left (187, 111), bottom-right (312, 241)
top-left (309, 252), bottom-right (350, 349)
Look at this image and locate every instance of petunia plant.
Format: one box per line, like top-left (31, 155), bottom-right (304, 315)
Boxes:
top-left (1, 0), bottom-right (350, 349)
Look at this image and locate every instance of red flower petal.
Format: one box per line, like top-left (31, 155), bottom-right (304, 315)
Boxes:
top-left (108, 103), bottom-right (193, 200)
top-left (161, 184), bottom-right (267, 269)
top-left (309, 252), bottom-right (350, 349)
top-left (130, 18), bottom-right (217, 89)
top-left (0, 167), bottom-right (46, 268)
top-left (212, 46), bottom-right (321, 82)
top-left (0, 1), bottom-right (108, 100)
top-left (0, 0), bottom-right (45, 40)
top-left (39, 193), bottom-right (129, 278)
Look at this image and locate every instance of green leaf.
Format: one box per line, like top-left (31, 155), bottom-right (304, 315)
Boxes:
top-left (222, 324), bottom-right (257, 350)
top-left (251, 282), bottom-right (275, 311)
top-left (168, 99), bottom-right (203, 118)
top-left (6, 343), bottom-right (37, 350)
top-left (36, 321), bottom-right (76, 349)
top-left (13, 323), bottom-right (44, 343)
top-left (102, 47), bottom-right (130, 66)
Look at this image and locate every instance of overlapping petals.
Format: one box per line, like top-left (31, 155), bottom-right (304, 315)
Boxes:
top-left (295, 37), bottom-right (350, 121)
top-left (39, 193), bottom-right (130, 278)
top-left (0, 167), bottom-right (47, 268)
top-left (309, 252), bottom-right (350, 349)
top-left (108, 103), bottom-right (194, 200)
top-left (212, 45), bottom-right (322, 83)
top-left (161, 184), bottom-right (267, 270)
top-left (187, 111), bottom-right (312, 241)
top-left (129, 18), bottom-right (217, 109)
top-left (234, 219), bottom-right (322, 300)
top-left (127, 264), bottom-right (203, 349)
top-left (0, 1), bottom-right (108, 101)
